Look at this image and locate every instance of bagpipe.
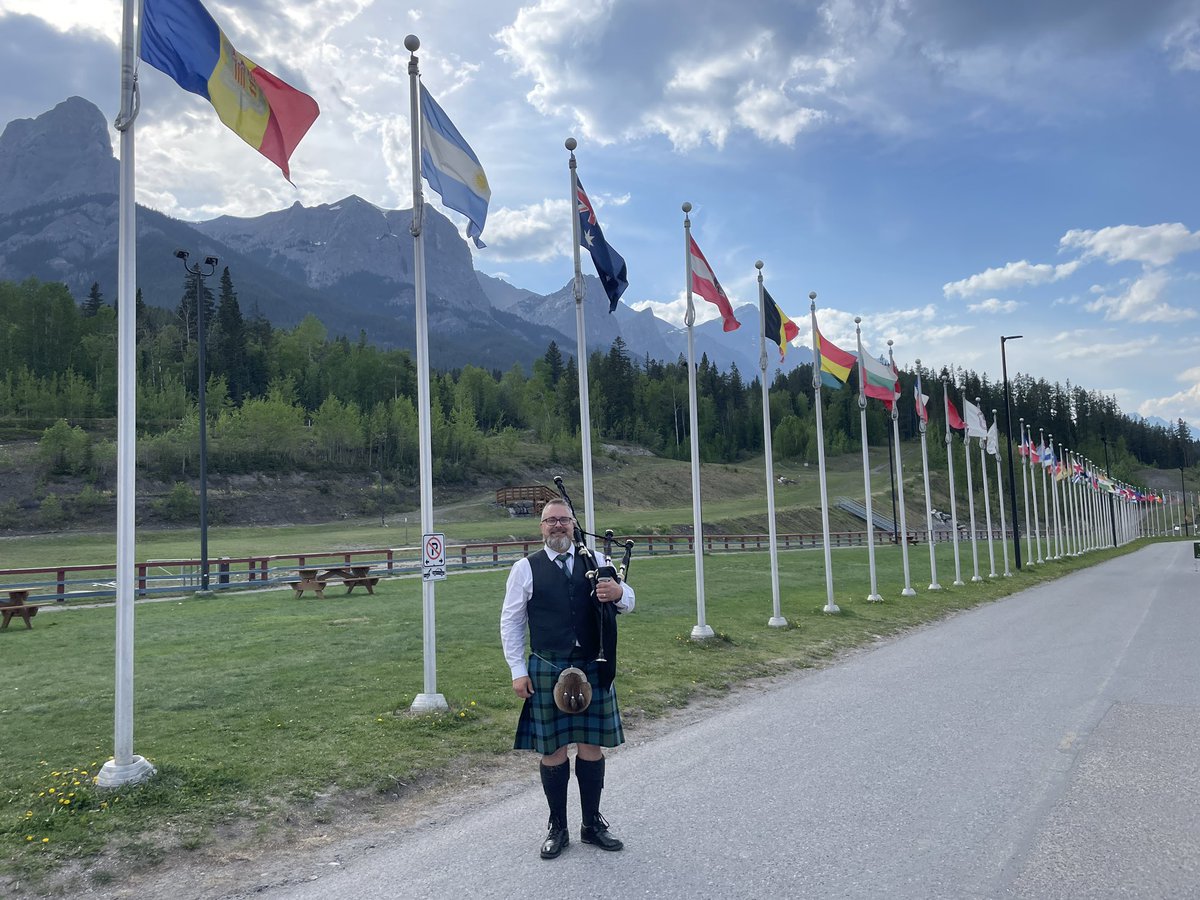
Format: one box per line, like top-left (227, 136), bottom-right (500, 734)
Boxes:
top-left (550, 477), bottom-right (634, 709)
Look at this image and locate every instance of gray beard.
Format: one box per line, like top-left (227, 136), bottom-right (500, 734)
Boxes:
top-left (545, 534), bottom-right (572, 553)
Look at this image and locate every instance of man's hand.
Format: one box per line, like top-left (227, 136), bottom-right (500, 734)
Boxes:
top-left (596, 577), bottom-right (621, 603)
top-left (513, 676), bottom-right (534, 699)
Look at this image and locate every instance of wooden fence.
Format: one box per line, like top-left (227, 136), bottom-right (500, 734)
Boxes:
top-left (0, 527), bottom-right (997, 605)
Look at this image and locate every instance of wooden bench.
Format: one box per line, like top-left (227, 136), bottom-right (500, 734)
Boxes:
top-left (289, 569), bottom-right (326, 599)
top-left (321, 566), bottom-right (380, 595)
top-left (1, 590), bottom-right (38, 630)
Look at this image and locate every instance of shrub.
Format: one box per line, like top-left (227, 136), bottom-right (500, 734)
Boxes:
top-left (156, 483), bottom-right (199, 521)
top-left (38, 494), bottom-right (66, 527)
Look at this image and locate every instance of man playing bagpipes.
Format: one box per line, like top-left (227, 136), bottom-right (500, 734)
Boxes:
top-left (499, 496), bottom-right (635, 860)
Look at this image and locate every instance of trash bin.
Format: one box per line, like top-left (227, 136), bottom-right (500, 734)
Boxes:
top-left (1193, 542), bottom-right (1200, 560)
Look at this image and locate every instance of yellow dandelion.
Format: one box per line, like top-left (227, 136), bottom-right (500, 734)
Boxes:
top-left (470, 701), bottom-right (477, 707)
top-left (42, 838), bottom-right (49, 843)
top-left (26, 835), bottom-right (33, 841)
top-left (47, 788), bottom-right (55, 795)
top-left (459, 711), bottom-right (466, 718)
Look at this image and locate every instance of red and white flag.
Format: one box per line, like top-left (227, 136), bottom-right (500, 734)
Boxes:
top-left (688, 236), bottom-right (740, 332)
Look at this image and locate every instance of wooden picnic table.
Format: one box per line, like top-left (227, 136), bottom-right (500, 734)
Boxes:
top-left (1, 590), bottom-right (38, 630)
top-left (289, 569), bottom-right (326, 599)
top-left (320, 565), bottom-right (380, 595)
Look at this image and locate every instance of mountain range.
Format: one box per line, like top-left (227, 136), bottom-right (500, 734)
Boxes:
top-left (0, 97), bottom-right (812, 377)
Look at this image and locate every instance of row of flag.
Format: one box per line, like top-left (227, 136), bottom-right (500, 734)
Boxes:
top-left (139, 0), bottom-right (635, 311)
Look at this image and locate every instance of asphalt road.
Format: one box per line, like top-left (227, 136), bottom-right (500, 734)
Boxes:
top-left (244, 541), bottom-right (1200, 900)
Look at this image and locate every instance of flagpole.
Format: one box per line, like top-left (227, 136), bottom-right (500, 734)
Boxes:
top-left (1039, 428), bottom-right (1054, 559)
top-left (855, 318), bottom-right (883, 602)
top-left (977, 399), bottom-right (997, 578)
top-left (943, 379), bottom-right (965, 586)
top-left (886, 343), bottom-right (915, 595)
top-left (1049, 434), bottom-right (1063, 558)
top-left (99, 0), bottom-right (155, 789)
top-left (963, 396), bottom-right (982, 583)
top-left (405, 35), bottom-right (447, 713)
top-left (1022, 420), bottom-right (1042, 564)
top-left (914, 361), bottom-right (940, 590)
top-left (992, 409), bottom-right (1011, 576)
top-left (809, 297), bottom-right (840, 613)
top-left (754, 263), bottom-right (787, 627)
top-left (682, 203), bottom-right (713, 639)
top-left (565, 138), bottom-right (596, 547)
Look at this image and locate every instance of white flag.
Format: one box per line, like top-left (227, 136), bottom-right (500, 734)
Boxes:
top-left (985, 421), bottom-right (998, 455)
top-left (962, 399), bottom-right (989, 439)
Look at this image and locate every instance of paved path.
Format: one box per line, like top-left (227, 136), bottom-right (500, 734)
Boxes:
top-left (245, 542), bottom-right (1200, 899)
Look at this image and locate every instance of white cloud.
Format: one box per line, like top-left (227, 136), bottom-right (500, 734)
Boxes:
top-left (631, 294), bottom-right (713, 329)
top-left (478, 198), bottom-right (573, 263)
top-left (1138, 381), bottom-right (1200, 426)
top-left (1060, 223), bottom-right (1200, 268)
top-left (1084, 271), bottom-right (1198, 323)
top-left (1164, 17), bottom-right (1200, 71)
top-left (944, 260), bottom-right (1079, 298)
top-left (967, 297), bottom-right (1019, 314)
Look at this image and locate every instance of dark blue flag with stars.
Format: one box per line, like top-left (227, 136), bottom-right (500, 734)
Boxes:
top-left (576, 179), bottom-right (628, 313)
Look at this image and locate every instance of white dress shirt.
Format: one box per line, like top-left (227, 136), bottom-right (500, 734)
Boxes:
top-left (500, 545), bottom-right (635, 680)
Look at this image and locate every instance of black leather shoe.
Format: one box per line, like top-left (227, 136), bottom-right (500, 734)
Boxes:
top-left (540, 824), bottom-right (569, 859)
top-left (580, 813), bottom-right (624, 851)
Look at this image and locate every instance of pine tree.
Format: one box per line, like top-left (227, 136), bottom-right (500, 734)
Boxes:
top-left (82, 282), bottom-right (104, 317)
top-left (212, 267), bottom-right (249, 402)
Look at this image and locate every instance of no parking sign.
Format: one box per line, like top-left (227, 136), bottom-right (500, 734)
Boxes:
top-left (422, 532), bottom-right (446, 581)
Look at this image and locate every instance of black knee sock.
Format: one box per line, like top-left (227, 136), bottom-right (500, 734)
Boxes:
top-left (540, 760), bottom-right (570, 828)
top-left (574, 756), bottom-right (605, 826)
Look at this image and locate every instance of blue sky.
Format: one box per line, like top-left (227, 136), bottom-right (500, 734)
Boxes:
top-left (3, 0), bottom-right (1200, 430)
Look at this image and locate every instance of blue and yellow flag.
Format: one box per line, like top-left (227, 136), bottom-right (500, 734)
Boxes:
top-left (140, 0), bottom-right (319, 181)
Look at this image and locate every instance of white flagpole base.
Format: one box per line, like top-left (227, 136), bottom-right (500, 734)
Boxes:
top-left (1003, 570), bottom-right (1013, 577)
top-left (971, 575), bottom-right (984, 583)
top-left (928, 582), bottom-right (942, 590)
top-left (823, 602), bottom-right (841, 614)
top-left (901, 587), bottom-right (917, 596)
top-left (690, 624), bottom-right (715, 640)
top-left (97, 755), bottom-right (155, 788)
top-left (768, 616), bottom-right (788, 628)
top-left (410, 693), bottom-right (448, 713)
top-left (867, 593), bottom-right (884, 603)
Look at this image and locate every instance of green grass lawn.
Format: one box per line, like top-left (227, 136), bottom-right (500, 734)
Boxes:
top-left (0, 536), bottom-right (1148, 890)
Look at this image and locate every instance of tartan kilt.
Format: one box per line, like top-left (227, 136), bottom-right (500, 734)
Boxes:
top-left (514, 651), bottom-right (624, 754)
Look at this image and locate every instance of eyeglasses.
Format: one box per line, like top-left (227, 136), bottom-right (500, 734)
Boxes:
top-left (541, 516), bottom-right (574, 526)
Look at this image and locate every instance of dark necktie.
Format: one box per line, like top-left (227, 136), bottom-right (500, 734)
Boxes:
top-left (555, 553), bottom-right (572, 582)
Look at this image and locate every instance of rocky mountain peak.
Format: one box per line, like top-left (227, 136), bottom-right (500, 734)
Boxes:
top-left (0, 96), bottom-right (118, 213)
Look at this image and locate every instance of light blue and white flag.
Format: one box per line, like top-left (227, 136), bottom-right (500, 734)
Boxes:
top-left (419, 84), bottom-right (490, 248)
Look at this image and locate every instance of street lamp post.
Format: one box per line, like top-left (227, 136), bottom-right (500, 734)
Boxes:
top-left (176, 250), bottom-right (218, 592)
top-left (1000, 335), bottom-right (1023, 569)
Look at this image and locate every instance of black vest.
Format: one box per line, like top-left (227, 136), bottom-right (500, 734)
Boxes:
top-left (527, 550), bottom-right (599, 656)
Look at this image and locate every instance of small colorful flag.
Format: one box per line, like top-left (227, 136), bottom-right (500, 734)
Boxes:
top-left (688, 237), bottom-right (740, 331)
top-left (762, 288), bottom-right (800, 361)
top-left (576, 179), bottom-right (627, 312)
top-left (140, 0), bottom-right (319, 182)
top-left (914, 374), bottom-right (929, 423)
top-left (419, 84), bottom-right (491, 248)
top-left (946, 396), bottom-right (966, 432)
top-left (962, 399), bottom-right (989, 439)
top-left (816, 325), bottom-right (855, 388)
top-left (858, 342), bottom-right (898, 402)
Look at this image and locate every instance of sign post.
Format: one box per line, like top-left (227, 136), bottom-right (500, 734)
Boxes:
top-left (423, 532), bottom-right (446, 582)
